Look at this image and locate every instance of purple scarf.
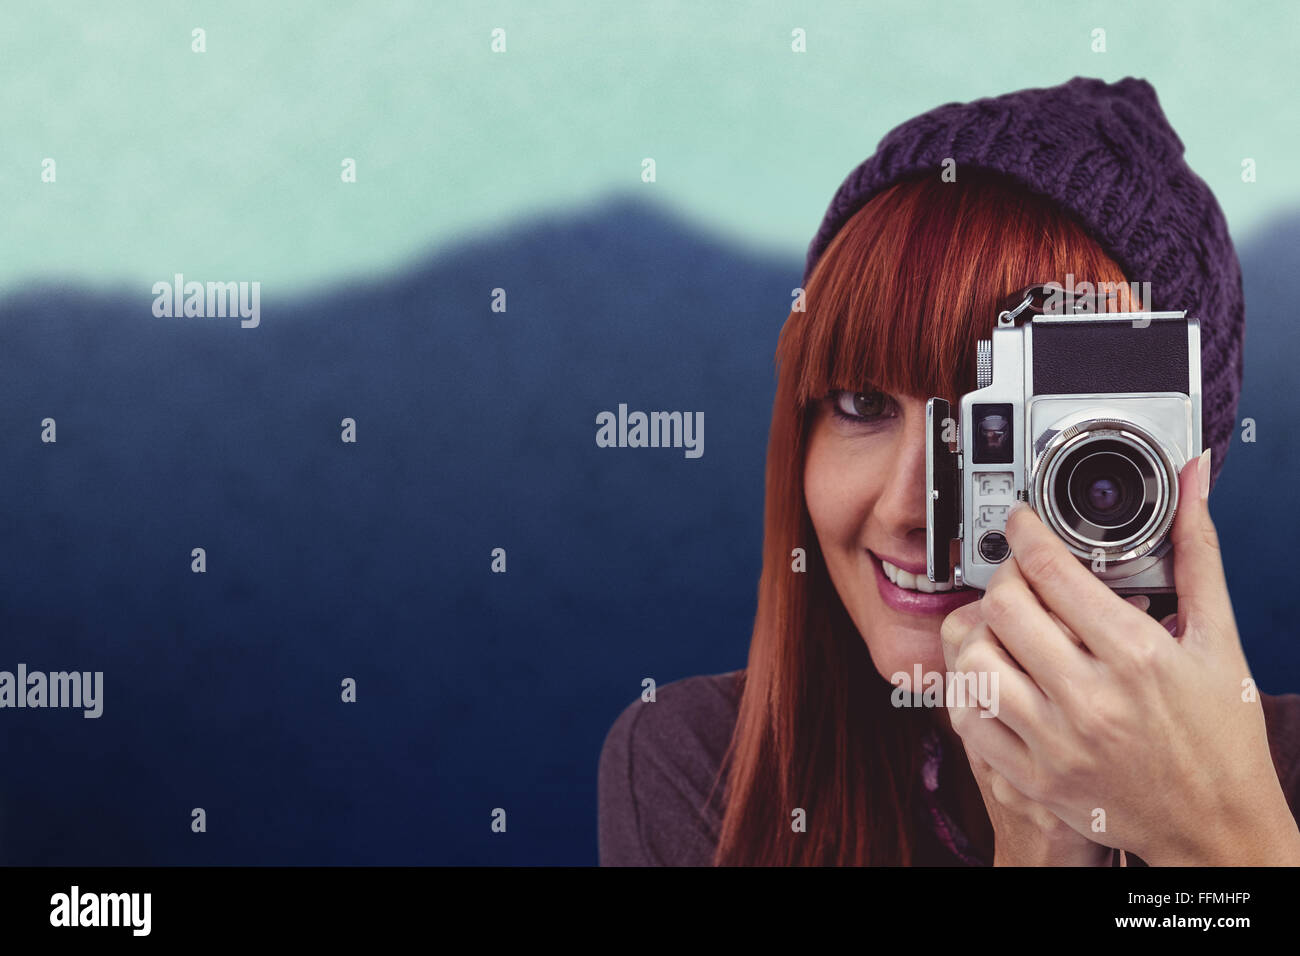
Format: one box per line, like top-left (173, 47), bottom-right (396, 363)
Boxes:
top-left (918, 727), bottom-right (986, 865)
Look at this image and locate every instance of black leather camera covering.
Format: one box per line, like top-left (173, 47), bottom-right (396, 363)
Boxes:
top-left (1032, 320), bottom-right (1189, 395)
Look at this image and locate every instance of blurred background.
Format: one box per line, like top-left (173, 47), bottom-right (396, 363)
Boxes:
top-left (1, 0), bottom-right (1297, 865)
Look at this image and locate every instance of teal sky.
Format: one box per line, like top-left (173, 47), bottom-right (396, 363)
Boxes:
top-left (5, 0), bottom-right (1297, 297)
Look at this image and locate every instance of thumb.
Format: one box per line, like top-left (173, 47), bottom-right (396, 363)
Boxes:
top-left (1169, 448), bottom-right (1232, 640)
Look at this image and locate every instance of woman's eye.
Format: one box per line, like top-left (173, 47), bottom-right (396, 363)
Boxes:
top-left (831, 389), bottom-right (891, 422)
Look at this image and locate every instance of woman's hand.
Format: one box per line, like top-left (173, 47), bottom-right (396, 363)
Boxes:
top-left (965, 730), bottom-right (1117, 866)
top-left (943, 590), bottom-right (1144, 866)
top-left (940, 450), bottom-right (1300, 865)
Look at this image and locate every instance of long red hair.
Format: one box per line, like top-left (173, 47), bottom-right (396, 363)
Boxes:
top-left (712, 170), bottom-right (1132, 865)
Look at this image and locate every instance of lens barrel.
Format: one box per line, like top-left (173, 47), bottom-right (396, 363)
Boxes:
top-left (1032, 420), bottom-right (1178, 563)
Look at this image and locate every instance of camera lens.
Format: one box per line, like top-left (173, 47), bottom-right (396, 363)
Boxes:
top-left (1065, 449), bottom-right (1144, 528)
top-left (1088, 478), bottom-right (1118, 512)
top-left (1032, 421), bottom-right (1178, 564)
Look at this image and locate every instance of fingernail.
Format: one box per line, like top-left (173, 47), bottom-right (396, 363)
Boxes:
top-left (1128, 594), bottom-right (1151, 612)
top-left (1008, 499), bottom-right (1028, 518)
top-left (1197, 448), bottom-right (1211, 501)
top-left (1160, 613), bottom-right (1179, 635)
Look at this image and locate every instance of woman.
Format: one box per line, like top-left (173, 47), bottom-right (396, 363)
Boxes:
top-left (597, 77), bottom-right (1300, 865)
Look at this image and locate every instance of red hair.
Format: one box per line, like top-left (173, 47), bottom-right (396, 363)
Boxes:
top-left (712, 170), bottom-right (1132, 865)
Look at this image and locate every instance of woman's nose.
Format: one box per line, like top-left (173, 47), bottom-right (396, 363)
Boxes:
top-left (875, 407), bottom-right (930, 538)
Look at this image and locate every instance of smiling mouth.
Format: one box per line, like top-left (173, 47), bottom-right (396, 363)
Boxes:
top-left (867, 551), bottom-right (980, 616)
top-left (877, 556), bottom-right (955, 592)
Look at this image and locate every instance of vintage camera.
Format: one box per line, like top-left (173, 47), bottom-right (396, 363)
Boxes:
top-left (926, 284), bottom-right (1202, 593)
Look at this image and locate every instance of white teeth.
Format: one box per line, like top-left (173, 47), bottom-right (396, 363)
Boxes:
top-left (881, 558), bottom-right (953, 592)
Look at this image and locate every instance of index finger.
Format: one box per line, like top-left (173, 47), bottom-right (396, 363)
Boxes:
top-left (1002, 502), bottom-right (1157, 660)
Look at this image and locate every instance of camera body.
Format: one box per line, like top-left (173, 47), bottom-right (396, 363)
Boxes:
top-left (926, 285), bottom-right (1202, 593)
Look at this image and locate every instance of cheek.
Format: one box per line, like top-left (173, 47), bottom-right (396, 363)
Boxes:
top-left (804, 445), bottom-right (846, 544)
top-left (804, 425), bottom-right (947, 681)
top-left (804, 434), bottom-right (874, 546)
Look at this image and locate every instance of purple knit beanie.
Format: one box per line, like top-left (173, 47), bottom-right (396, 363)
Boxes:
top-left (804, 76), bottom-right (1243, 490)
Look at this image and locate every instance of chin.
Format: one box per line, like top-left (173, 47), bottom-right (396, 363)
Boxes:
top-left (863, 626), bottom-right (948, 690)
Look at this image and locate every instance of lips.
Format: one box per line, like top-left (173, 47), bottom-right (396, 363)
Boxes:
top-left (867, 550), bottom-right (981, 616)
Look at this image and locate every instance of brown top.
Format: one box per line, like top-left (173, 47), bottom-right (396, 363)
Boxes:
top-left (597, 669), bottom-right (1300, 866)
